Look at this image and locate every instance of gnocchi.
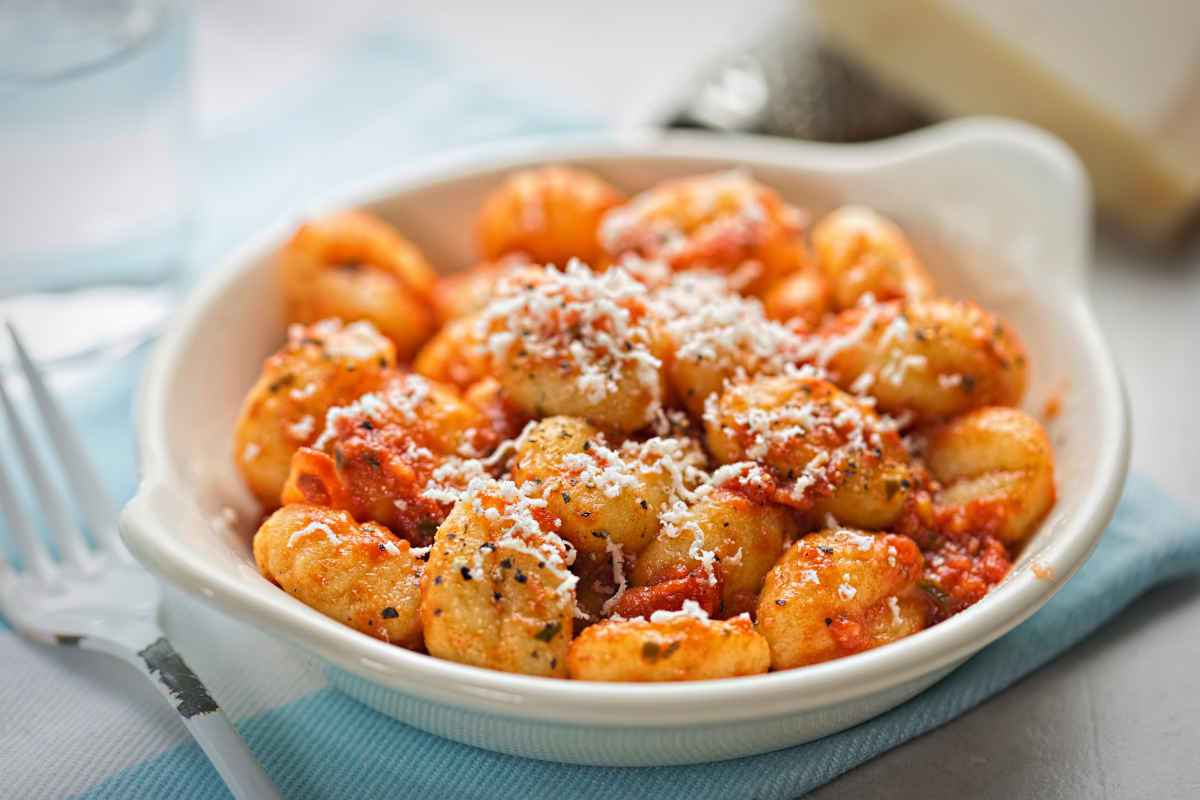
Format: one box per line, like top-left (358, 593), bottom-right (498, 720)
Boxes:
top-left (253, 504), bottom-right (423, 649)
top-left (703, 373), bottom-right (914, 530)
top-left (634, 483), bottom-right (796, 617)
top-left (279, 210), bottom-right (438, 360)
top-left (236, 167), bottom-right (1059, 682)
top-left (420, 478), bottom-right (575, 677)
top-left (476, 165), bottom-right (624, 266)
top-left (510, 416), bottom-right (705, 557)
top-left (280, 371), bottom-right (490, 545)
top-left (813, 297), bottom-right (1028, 422)
top-left (479, 261), bottom-right (667, 432)
top-left (599, 170), bottom-right (807, 294)
top-left (567, 605), bottom-right (770, 682)
top-left (923, 406), bottom-right (1056, 544)
top-left (756, 528), bottom-right (928, 668)
top-left (233, 318), bottom-right (396, 508)
top-left (811, 205), bottom-right (935, 310)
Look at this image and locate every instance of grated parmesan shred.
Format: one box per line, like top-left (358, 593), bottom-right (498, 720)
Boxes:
top-left (648, 599), bottom-right (711, 623)
top-left (287, 521), bottom-right (341, 548)
top-left (599, 539), bottom-right (628, 615)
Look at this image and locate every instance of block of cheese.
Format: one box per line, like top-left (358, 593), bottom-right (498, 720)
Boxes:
top-left (815, 0), bottom-right (1200, 240)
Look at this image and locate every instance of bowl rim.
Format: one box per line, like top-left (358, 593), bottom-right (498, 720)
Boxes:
top-left (121, 118), bottom-right (1131, 727)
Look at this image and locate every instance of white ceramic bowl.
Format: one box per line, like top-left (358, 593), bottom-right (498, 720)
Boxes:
top-left (121, 119), bottom-right (1129, 767)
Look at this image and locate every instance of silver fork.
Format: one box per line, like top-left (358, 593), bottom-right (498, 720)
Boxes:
top-left (0, 323), bottom-right (280, 800)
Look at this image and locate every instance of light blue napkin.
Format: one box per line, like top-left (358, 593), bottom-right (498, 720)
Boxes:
top-left (45, 26), bottom-right (1200, 800)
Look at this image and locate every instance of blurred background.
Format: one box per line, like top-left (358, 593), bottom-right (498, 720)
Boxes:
top-left (1, 1), bottom-right (1198, 797)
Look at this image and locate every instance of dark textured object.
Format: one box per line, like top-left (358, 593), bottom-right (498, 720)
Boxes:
top-left (139, 636), bottom-right (220, 719)
top-left (669, 21), bottom-right (928, 142)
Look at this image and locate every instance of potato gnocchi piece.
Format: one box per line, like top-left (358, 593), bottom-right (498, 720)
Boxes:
top-left (234, 319), bottom-right (396, 508)
top-left (567, 605), bottom-right (769, 682)
top-left (279, 210), bottom-right (437, 360)
top-left (704, 373), bottom-right (913, 529)
top-left (815, 297), bottom-right (1027, 422)
top-left (510, 416), bottom-right (706, 557)
top-left (413, 313), bottom-right (492, 390)
top-left (253, 504), bottom-right (423, 649)
top-left (761, 266), bottom-right (831, 330)
top-left (599, 170), bottom-right (807, 294)
top-left (479, 262), bottom-right (667, 432)
top-left (476, 165), bottom-right (625, 266)
top-left (634, 482), bottom-right (796, 617)
top-left (431, 254), bottom-right (533, 326)
top-left (654, 271), bottom-right (808, 417)
top-left (757, 528), bottom-right (928, 669)
top-left (811, 205), bottom-right (935, 310)
top-left (280, 372), bottom-right (490, 545)
top-left (421, 478), bottom-right (575, 677)
top-left (924, 406), bottom-right (1056, 544)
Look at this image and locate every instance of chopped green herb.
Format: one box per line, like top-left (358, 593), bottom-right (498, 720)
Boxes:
top-left (534, 622), bottom-right (562, 642)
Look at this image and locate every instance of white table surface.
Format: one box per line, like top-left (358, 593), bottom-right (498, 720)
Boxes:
top-left (197, 2), bottom-right (1200, 797)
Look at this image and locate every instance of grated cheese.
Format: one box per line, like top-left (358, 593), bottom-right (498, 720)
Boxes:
top-left (286, 415), bottom-right (315, 441)
top-left (287, 520), bottom-right (341, 548)
top-left (648, 599), bottom-right (711, 623)
top-left (599, 539), bottom-right (628, 615)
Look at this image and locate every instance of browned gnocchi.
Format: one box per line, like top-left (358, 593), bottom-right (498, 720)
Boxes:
top-left (476, 165), bottom-right (624, 266)
top-left (510, 416), bottom-right (705, 558)
top-left (233, 318), bottom-right (396, 508)
top-left (479, 262), bottom-right (668, 432)
top-left (420, 478), bottom-right (575, 677)
top-left (756, 528), bottom-right (929, 668)
top-left (599, 170), bottom-right (808, 294)
top-left (278, 371), bottom-right (490, 546)
top-left (253, 504), bottom-right (424, 649)
top-left (811, 205), bottom-right (935, 310)
top-left (814, 297), bottom-right (1028, 422)
top-left (567, 607), bottom-right (770, 681)
top-left (237, 167), bottom-right (1058, 681)
top-left (279, 210), bottom-right (438, 360)
top-left (923, 406), bottom-right (1056, 544)
top-left (703, 373), bottom-right (914, 529)
top-left (633, 480), bottom-right (796, 617)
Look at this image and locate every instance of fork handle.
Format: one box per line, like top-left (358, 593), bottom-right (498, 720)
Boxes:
top-left (84, 633), bottom-right (281, 800)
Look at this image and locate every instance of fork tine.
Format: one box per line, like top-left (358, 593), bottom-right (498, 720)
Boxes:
top-left (6, 321), bottom-right (121, 554)
top-left (0, 427), bottom-right (55, 582)
top-left (0, 367), bottom-right (92, 568)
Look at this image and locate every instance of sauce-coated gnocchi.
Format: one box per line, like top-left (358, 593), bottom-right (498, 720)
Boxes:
top-left (237, 166), bottom-right (1058, 682)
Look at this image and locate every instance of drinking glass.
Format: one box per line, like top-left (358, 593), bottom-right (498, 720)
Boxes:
top-left (0, 0), bottom-right (191, 368)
